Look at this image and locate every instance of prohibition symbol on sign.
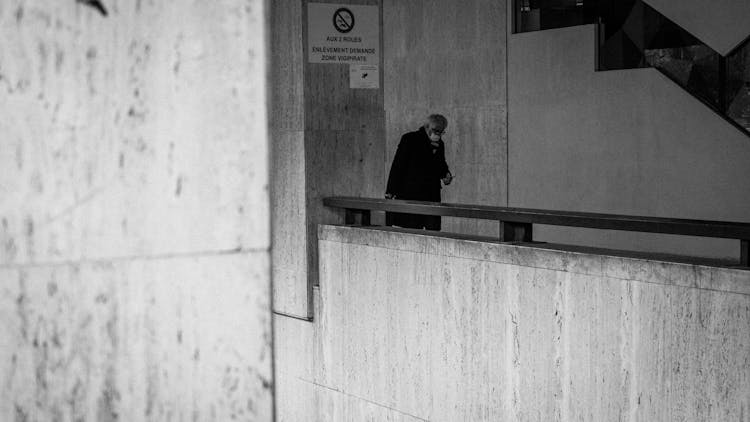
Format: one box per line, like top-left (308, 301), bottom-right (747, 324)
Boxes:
top-left (333, 7), bottom-right (355, 33)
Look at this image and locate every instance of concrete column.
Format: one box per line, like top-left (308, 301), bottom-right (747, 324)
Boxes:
top-left (0, 0), bottom-right (273, 420)
top-left (271, 0), bottom-right (385, 319)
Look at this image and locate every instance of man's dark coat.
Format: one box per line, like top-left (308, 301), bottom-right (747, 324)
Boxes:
top-left (385, 127), bottom-right (450, 230)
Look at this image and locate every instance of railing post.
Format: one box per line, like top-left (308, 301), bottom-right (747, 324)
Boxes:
top-left (345, 209), bottom-right (371, 226)
top-left (499, 221), bottom-right (533, 242)
top-left (742, 239), bottom-right (749, 266)
top-left (345, 209), bottom-right (355, 225)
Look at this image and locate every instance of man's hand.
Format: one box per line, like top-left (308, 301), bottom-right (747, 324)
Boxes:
top-left (442, 172), bottom-right (453, 186)
top-left (385, 193), bottom-right (396, 199)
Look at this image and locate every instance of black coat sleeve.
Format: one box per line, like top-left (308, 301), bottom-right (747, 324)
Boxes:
top-left (386, 134), bottom-right (411, 197)
top-left (438, 143), bottom-right (450, 178)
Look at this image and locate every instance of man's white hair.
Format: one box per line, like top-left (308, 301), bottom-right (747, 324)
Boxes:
top-left (424, 114), bottom-right (448, 129)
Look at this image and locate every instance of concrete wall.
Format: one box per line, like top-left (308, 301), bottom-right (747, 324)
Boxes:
top-left (645, 0), bottom-right (750, 55)
top-left (271, 0), bottom-right (750, 320)
top-left (271, 0), bottom-right (385, 319)
top-left (270, 0), bottom-right (310, 317)
top-left (508, 24), bottom-right (750, 260)
top-left (276, 225), bottom-right (750, 421)
top-left (303, 0), bottom-right (385, 304)
top-left (383, 0), bottom-right (508, 236)
top-left (0, 1), bottom-right (273, 420)
top-left (272, 0), bottom-right (509, 318)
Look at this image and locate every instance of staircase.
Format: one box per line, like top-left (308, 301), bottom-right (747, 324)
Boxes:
top-left (514, 0), bottom-right (750, 135)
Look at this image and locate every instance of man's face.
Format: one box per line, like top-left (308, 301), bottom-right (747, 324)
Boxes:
top-left (427, 124), bottom-right (446, 143)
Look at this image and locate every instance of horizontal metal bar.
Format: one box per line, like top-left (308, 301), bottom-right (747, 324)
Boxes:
top-left (323, 197), bottom-right (750, 240)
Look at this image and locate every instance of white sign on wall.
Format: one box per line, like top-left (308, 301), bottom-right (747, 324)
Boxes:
top-left (349, 64), bottom-right (379, 89)
top-left (307, 3), bottom-right (380, 65)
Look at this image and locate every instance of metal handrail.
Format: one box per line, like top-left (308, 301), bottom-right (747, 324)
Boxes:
top-left (323, 196), bottom-right (750, 266)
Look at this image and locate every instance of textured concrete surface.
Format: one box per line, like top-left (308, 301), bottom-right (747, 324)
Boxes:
top-left (383, 0), bottom-right (508, 236)
top-left (645, 0), bottom-right (750, 55)
top-left (271, 0), bottom-right (385, 318)
top-left (508, 24), bottom-right (750, 260)
top-left (303, 0), bottom-right (385, 298)
top-left (271, 0), bottom-right (750, 319)
top-left (275, 225), bottom-right (750, 421)
top-left (0, 1), bottom-right (270, 263)
top-left (272, 0), bottom-right (509, 318)
top-left (1, 0), bottom-right (273, 420)
top-left (270, 0), bottom-right (309, 318)
top-left (1, 254), bottom-right (271, 421)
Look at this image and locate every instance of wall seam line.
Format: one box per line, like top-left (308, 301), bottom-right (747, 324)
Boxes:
top-left (0, 247), bottom-right (270, 269)
top-left (298, 377), bottom-right (430, 421)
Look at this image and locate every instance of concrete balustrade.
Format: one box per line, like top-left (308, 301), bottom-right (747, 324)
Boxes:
top-left (275, 225), bottom-right (750, 421)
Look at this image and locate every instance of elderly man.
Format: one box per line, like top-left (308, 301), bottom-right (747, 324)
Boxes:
top-left (385, 114), bottom-right (453, 230)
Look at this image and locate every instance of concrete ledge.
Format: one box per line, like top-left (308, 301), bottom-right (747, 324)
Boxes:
top-left (319, 224), bottom-right (750, 295)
